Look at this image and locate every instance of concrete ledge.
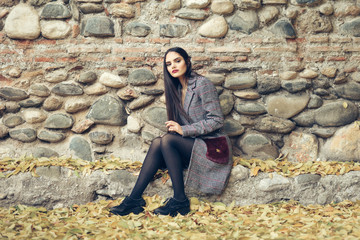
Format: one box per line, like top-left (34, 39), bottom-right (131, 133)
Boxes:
top-left (1, 165), bottom-right (360, 209)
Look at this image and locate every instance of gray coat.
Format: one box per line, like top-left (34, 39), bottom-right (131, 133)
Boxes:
top-left (180, 73), bottom-right (233, 195)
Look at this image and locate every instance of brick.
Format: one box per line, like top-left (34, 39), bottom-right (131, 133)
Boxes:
top-left (215, 56), bottom-right (235, 62)
top-left (196, 38), bottom-right (216, 44)
top-left (327, 56), bottom-right (347, 61)
top-left (103, 57), bottom-right (125, 62)
top-left (0, 49), bottom-right (16, 54)
top-left (79, 56), bottom-right (102, 62)
top-left (241, 37), bottom-right (263, 44)
top-left (304, 56), bottom-right (325, 62)
top-left (207, 47), bottom-right (251, 53)
top-left (192, 56), bottom-right (211, 61)
top-left (57, 57), bottom-right (78, 63)
top-left (350, 56), bottom-right (360, 61)
top-left (253, 46), bottom-right (297, 53)
top-left (185, 47), bottom-right (205, 53)
top-left (114, 38), bottom-right (123, 44)
top-left (36, 39), bottom-right (56, 45)
top-left (145, 57), bottom-right (163, 64)
top-left (236, 56), bottom-right (248, 62)
top-left (72, 24), bottom-right (80, 38)
top-left (343, 46), bottom-right (360, 52)
top-left (150, 38), bottom-right (170, 44)
top-left (113, 47), bottom-right (159, 53)
top-left (35, 57), bottom-right (55, 62)
top-left (286, 38), bottom-right (306, 43)
top-left (307, 46), bottom-right (341, 52)
top-left (13, 40), bottom-right (33, 47)
top-left (353, 37), bottom-right (360, 43)
top-left (124, 37), bottom-right (146, 43)
top-left (68, 46), bottom-right (111, 54)
top-left (330, 37), bottom-right (352, 43)
top-left (171, 38), bottom-right (192, 44)
top-left (123, 57), bottom-right (146, 62)
top-left (308, 36), bottom-right (329, 43)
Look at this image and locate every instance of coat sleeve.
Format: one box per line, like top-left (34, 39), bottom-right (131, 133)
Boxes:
top-left (181, 79), bottom-right (224, 137)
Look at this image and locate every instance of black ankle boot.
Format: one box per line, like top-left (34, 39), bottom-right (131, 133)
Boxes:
top-left (109, 196), bottom-right (146, 216)
top-left (153, 197), bottom-right (190, 217)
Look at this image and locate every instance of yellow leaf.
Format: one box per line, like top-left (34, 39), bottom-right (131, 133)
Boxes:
top-left (251, 166), bottom-right (261, 176)
top-left (343, 102), bottom-right (348, 109)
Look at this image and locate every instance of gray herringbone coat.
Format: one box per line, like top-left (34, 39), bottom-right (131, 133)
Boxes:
top-left (180, 73), bottom-right (233, 195)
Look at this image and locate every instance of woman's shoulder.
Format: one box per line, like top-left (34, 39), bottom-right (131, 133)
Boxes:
top-left (190, 72), bottom-right (214, 87)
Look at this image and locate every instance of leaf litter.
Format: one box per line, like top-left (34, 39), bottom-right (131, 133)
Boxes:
top-left (1, 155), bottom-right (360, 239)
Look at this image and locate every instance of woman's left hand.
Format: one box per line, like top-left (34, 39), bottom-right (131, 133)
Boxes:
top-left (165, 121), bottom-right (183, 135)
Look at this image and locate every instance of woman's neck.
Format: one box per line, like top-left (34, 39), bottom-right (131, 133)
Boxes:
top-left (178, 76), bottom-right (187, 88)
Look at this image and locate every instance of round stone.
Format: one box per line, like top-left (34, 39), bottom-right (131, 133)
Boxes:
top-left (210, 0), bottom-right (234, 15)
top-left (315, 101), bottom-right (359, 127)
top-left (9, 128), bottom-right (37, 142)
top-left (45, 113), bottom-right (74, 129)
top-left (19, 98), bottom-right (44, 108)
top-left (23, 109), bottom-right (47, 123)
top-left (128, 95), bottom-right (155, 110)
top-left (89, 131), bottom-right (114, 145)
top-left (99, 72), bottom-right (127, 88)
top-left (125, 22), bottom-right (151, 37)
top-left (0, 87), bottom-right (29, 101)
top-left (255, 116), bottom-right (296, 134)
top-left (64, 99), bottom-right (91, 113)
top-left (184, 0), bottom-right (210, 9)
top-left (127, 115), bottom-right (142, 133)
top-left (84, 83), bottom-right (109, 95)
top-left (79, 71), bottom-right (97, 84)
top-left (219, 93), bottom-right (234, 116)
top-left (224, 74), bottom-right (257, 90)
top-left (51, 83), bottom-right (84, 96)
top-left (40, 20), bottom-right (71, 39)
top-left (266, 94), bottom-right (310, 119)
top-left (45, 69), bottom-right (68, 83)
top-left (2, 115), bottom-right (25, 128)
top-left (110, 3), bottom-right (135, 18)
top-left (199, 15), bottom-right (228, 38)
top-left (41, 3), bottom-right (72, 19)
top-left (29, 84), bottom-right (50, 97)
top-left (237, 132), bottom-right (279, 160)
top-left (37, 130), bottom-right (65, 143)
top-left (142, 107), bottom-right (167, 132)
top-left (223, 118), bottom-right (245, 137)
top-left (228, 11), bottom-right (259, 34)
top-left (128, 69), bottom-right (157, 86)
top-left (233, 90), bottom-right (260, 100)
top-left (43, 96), bottom-right (63, 111)
top-left (234, 100), bottom-right (267, 115)
top-left (69, 136), bottom-right (93, 161)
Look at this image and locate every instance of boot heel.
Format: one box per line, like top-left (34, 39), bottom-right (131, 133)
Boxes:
top-left (131, 206), bottom-right (144, 215)
top-left (171, 206), bottom-right (190, 217)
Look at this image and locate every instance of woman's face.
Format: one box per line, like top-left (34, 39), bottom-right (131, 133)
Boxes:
top-left (165, 51), bottom-right (187, 79)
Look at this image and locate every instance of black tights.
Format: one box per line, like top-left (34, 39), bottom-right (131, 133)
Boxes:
top-left (129, 133), bottom-right (195, 201)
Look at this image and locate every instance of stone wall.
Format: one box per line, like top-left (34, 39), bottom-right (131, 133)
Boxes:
top-left (0, 0), bottom-right (360, 163)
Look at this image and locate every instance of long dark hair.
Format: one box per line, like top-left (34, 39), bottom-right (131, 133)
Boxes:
top-left (163, 47), bottom-right (192, 123)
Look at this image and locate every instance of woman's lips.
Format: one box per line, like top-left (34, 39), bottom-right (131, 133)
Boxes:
top-left (172, 70), bottom-right (178, 74)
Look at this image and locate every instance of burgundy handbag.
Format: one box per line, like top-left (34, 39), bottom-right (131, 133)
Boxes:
top-left (204, 136), bottom-right (229, 164)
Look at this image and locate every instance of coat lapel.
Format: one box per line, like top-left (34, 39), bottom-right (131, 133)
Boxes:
top-left (183, 74), bottom-right (197, 115)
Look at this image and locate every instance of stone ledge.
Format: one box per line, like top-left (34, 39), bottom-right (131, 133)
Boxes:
top-left (1, 165), bottom-right (360, 209)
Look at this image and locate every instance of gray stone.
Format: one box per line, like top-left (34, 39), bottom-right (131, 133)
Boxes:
top-left (125, 22), bottom-right (151, 37)
top-left (142, 107), bottom-right (167, 132)
top-left (40, 20), bottom-right (71, 39)
top-left (36, 166), bottom-right (62, 179)
top-left (84, 83), bottom-right (109, 96)
top-left (87, 95), bottom-right (127, 126)
top-left (255, 116), bottom-right (296, 134)
top-left (266, 94), bottom-right (310, 119)
top-left (291, 110), bottom-right (315, 127)
top-left (69, 136), bottom-right (93, 161)
top-left (19, 98), bottom-right (44, 108)
top-left (228, 165), bottom-right (249, 184)
top-left (3, 115), bottom-right (25, 128)
top-left (32, 147), bottom-right (59, 158)
top-left (315, 101), bottom-right (359, 127)
top-left (0, 87), bottom-right (28, 101)
top-left (308, 95), bottom-right (323, 109)
top-left (29, 84), bottom-right (50, 97)
top-left (0, 0), bottom-right (20, 7)
top-left (228, 11), bottom-right (259, 34)
top-left (271, 19), bottom-right (296, 38)
top-left (310, 127), bottom-right (336, 138)
top-left (45, 113), bottom-right (74, 129)
top-left (9, 128), bottom-right (37, 142)
top-left (51, 83), bottom-right (84, 96)
top-left (81, 17), bottom-right (115, 37)
top-left (223, 118), bottom-right (245, 137)
top-left (234, 100), bottom-right (267, 115)
top-left (279, 71), bottom-right (297, 80)
top-left (128, 95), bottom-right (155, 110)
top-left (281, 79), bottom-right (311, 93)
top-left (99, 72), bottom-right (127, 88)
top-left (237, 132), bottom-right (279, 160)
top-left (334, 82), bottom-right (360, 100)
top-left (37, 130), bottom-right (65, 143)
top-left (175, 9), bottom-right (208, 20)
top-left (127, 115), bottom-right (142, 133)
top-left (29, 0), bottom-right (52, 7)
top-left (257, 77), bottom-right (281, 94)
top-left (233, 90), bottom-right (261, 100)
top-left (206, 74), bottom-right (225, 86)
top-left (79, 3), bottom-right (104, 14)
top-left (23, 109), bottom-right (47, 124)
top-left (160, 24), bottom-right (188, 38)
top-left (198, 15), bottom-right (228, 38)
top-left (295, 174), bottom-right (321, 185)
top-left (4, 102), bottom-right (20, 113)
top-left (257, 173), bottom-right (290, 192)
top-left (79, 71), bottom-right (97, 84)
top-left (110, 3), bottom-right (135, 18)
top-left (258, 6), bottom-right (279, 25)
top-left (219, 93), bottom-right (234, 116)
top-left (290, 0), bottom-right (322, 6)
top-left (224, 74), bottom-right (257, 90)
top-left (41, 3), bottom-right (72, 19)
top-left (4, 4), bottom-right (41, 40)
top-left (0, 124), bottom-right (9, 138)
top-left (299, 69), bottom-right (319, 79)
top-left (236, 0), bottom-right (261, 9)
top-left (89, 131), bottom-right (114, 145)
top-left (43, 96), bottom-right (63, 111)
top-left (45, 69), bottom-right (68, 83)
top-left (282, 131), bottom-right (319, 162)
top-left (9, 67), bottom-right (21, 78)
top-left (128, 69), bottom-right (157, 86)
top-left (71, 119), bottom-right (95, 134)
top-left (65, 99), bottom-right (91, 113)
top-left (141, 89), bottom-right (164, 96)
top-left (342, 17), bottom-right (360, 37)
top-left (165, 0), bottom-right (181, 10)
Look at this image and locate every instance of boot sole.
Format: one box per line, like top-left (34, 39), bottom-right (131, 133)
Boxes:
top-left (169, 206), bottom-right (190, 217)
top-left (110, 206), bottom-right (144, 216)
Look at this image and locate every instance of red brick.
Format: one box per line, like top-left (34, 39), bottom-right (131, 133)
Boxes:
top-left (353, 37), bottom-right (360, 43)
top-left (287, 38), bottom-right (306, 43)
top-left (307, 46), bottom-right (341, 52)
top-left (68, 46), bottom-right (111, 54)
top-left (304, 56), bottom-right (325, 62)
top-left (36, 39), bottom-right (57, 45)
top-left (264, 37), bottom-right (285, 43)
top-left (196, 38), bottom-right (216, 44)
top-left (103, 57), bottom-right (125, 62)
top-left (215, 56), bottom-right (235, 62)
top-left (207, 46), bottom-right (251, 53)
top-left (327, 56), bottom-right (347, 61)
top-left (192, 56), bottom-right (211, 61)
top-left (253, 46), bottom-right (297, 53)
top-left (146, 57), bottom-right (163, 64)
top-left (308, 36), bottom-right (329, 43)
top-left (57, 57), bottom-right (78, 63)
top-left (124, 57), bottom-right (146, 62)
top-left (79, 56), bottom-right (102, 62)
top-left (343, 46), bottom-right (360, 52)
top-left (186, 47), bottom-right (205, 53)
top-left (150, 38), bottom-right (170, 44)
top-left (171, 38), bottom-right (192, 44)
top-left (114, 38), bottom-right (123, 44)
top-left (13, 40), bottom-right (33, 47)
top-left (0, 49), bottom-right (16, 54)
top-left (35, 57), bottom-right (55, 62)
top-left (113, 47), bottom-right (159, 53)
top-left (330, 37), bottom-right (352, 43)
top-left (241, 37), bottom-right (263, 44)
top-left (125, 37), bottom-right (146, 43)
top-left (236, 56), bottom-right (248, 62)
top-left (72, 24), bottom-right (80, 38)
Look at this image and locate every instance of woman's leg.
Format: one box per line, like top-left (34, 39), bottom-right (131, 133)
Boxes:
top-left (129, 137), bottom-right (164, 199)
top-left (160, 133), bottom-right (195, 201)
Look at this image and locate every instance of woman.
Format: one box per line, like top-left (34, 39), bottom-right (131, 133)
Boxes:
top-left (110, 47), bottom-right (233, 217)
